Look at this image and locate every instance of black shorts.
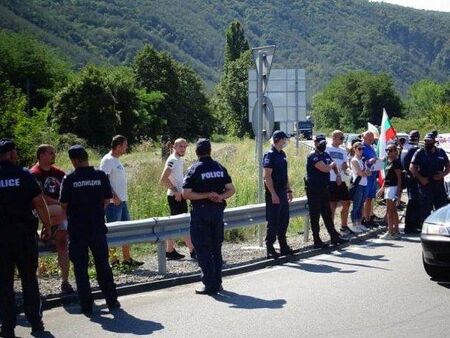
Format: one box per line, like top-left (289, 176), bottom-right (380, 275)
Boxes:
top-left (167, 195), bottom-right (188, 215)
top-left (329, 182), bottom-right (351, 202)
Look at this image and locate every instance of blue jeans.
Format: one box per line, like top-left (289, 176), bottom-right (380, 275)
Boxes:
top-left (105, 202), bottom-right (130, 222)
top-left (351, 185), bottom-right (367, 223)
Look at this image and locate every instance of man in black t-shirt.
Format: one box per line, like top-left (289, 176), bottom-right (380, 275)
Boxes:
top-left (182, 139), bottom-right (235, 295)
top-left (410, 133), bottom-right (450, 226)
top-left (0, 139), bottom-right (51, 337)
top-left (305, 135), bottom-right (348, 249)
top-left (60, 145), bottom-right (119, 315)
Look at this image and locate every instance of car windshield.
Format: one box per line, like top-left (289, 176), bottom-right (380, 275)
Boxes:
top-left (425, 205), bottom-right (450, 225)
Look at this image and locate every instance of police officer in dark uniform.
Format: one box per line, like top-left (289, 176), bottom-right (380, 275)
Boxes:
top-left (401, 130), bottom-right (421, 234)
top-left (410, 133), bottom-right (450, 226)
top-left (305, 135), bottom-right (348, 248)
top-left (263, 130), bottom-right (294, 259)
top-left (59, 145), bottom-right (119, 315)
top-left (0, 139), bottom-right (51, 337)
top-left (182, 139), bottom-right (235, 295)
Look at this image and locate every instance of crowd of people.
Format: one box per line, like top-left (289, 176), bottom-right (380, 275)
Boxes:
top-left (0, 127), bottom-right (449, 336)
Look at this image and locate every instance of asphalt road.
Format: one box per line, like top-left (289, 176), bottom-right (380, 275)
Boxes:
top-left (15, 235), bottom-right (450, 338)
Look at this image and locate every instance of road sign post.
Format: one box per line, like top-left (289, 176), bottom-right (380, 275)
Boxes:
top-left (252, 45), bottom-right (275, 247)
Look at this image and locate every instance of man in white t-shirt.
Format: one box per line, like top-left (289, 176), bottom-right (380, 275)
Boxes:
top-left (159, 138), bottom-right (195, 260)
top-left (326, 130), bottom-right (352, 236)
top-left (100, 135), bottom-right (143, 268)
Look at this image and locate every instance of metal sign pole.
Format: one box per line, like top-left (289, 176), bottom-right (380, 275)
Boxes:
top-left (295, 69), bottom-right (300, 156)
top-left (257, 51), bottom-right (265, 247)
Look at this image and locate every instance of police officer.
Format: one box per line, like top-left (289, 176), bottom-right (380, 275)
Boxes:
top-left (59, 145), bottom-right (119, 315)
top-left (410, 133), bottom-right (450, 226)
top-left (306, 135), bottom-right (348, 248)
top-left (0, 139), bottom-right (51, 337)
top-left (263, 130), bottom-right (294, 259)
top-left (401, 130), bottom-right (421, 234)
top-left (182, 139), bottom-right (235, 295)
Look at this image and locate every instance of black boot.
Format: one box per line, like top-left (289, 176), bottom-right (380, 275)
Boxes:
top-left (313, 235), bottom-right (329, 249)
top-left (266, 245), bottom-right (280, 259)
top-left (331, 235), bottom-right (349, 246)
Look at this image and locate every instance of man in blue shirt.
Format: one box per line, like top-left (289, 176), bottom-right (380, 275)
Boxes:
top-left (410, 133), bottom-right (450, 225)
top-left (60, 145), bottom-right (119, 315)
top-left (183, 139), bottom-right (235, 295)
top-left (263, 130), bottom-right (293, 259)
top-left (306, 135), bottom-right (348, 248)
top-left (361, 131), bottom-right (380, 227)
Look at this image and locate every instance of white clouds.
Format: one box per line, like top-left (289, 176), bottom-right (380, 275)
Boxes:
top-left (369, 0), bottom-right (450, 12)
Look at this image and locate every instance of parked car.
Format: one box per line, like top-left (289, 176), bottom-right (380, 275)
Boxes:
top-left (421, 204), bottom-right (450, 280)
top-left (344, 133), bottom-right (361, 149)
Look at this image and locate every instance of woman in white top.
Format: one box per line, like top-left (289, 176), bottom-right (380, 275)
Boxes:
top-left (350, 142), bottom-right (372, 233)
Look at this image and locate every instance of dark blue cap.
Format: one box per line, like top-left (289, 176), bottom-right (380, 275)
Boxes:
top-left (196, 138), bottom-right (211, 152)
top-left (68, 145), bottom-right (88, 159)
top-left (272, 130), bottom-right (288, 142)
top-left (0, 139), bottom-right (16, 154)
top-left (313, 134), bottom-right (327, 144)
top-left (424, 133), bottom-right (435, 141)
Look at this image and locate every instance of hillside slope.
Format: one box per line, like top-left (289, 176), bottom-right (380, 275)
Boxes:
top-left (1, 0), bottom-right (449, 94)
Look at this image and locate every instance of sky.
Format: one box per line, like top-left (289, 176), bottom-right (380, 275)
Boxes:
top-left (369, 0), bottom-right (450, 12)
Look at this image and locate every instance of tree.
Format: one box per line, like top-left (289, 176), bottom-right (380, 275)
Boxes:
top-left (212, 21), bottom-right (252, 137)
top-left (405, 79), bottom-right (446, 116)
top-left (312, 71), bottom-right (402, 131)
top-left (0, 31), bottom-right (69, 111)
top-left (52, 65), bottom-right (120, 147)
top-left (134, 44), bottom-right (213, 139)
top-left (224, 21), bottom-right (250, 66)
top-left (0, 74), bottom-right (27, 139)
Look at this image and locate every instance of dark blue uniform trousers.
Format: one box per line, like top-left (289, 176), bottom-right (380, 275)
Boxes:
top-left (404, 178), bottom-right (421, 231)
top-left (265, 189), bottom-right (289, 247)
top-left (190, 204), bottom-right (224, 291)
top-left (0, 232), bottom-right (42, 332)
top-left (69, 232), bottom-right (117, 310)
top-left (418, 181), bottom-right (449, 225)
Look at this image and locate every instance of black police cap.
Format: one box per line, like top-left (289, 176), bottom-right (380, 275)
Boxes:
top-left (424, 133), bottom-right (435, 141)
top-left (68, 144), bottom-right (88, 159)
top-left (313, 134), bottom-right (327, 144)
top-left (272, 130), bottom-right (288, 142)
top-left (196, 138), bottom-right (211, 152)
top-left (0, 139), bottom-right (16, 154)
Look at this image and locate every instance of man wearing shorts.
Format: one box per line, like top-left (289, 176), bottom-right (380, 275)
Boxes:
top-left (326, 131), bottom-right (352, 236)
top-left (160, 138), bottom-right (195, 260)
top-left (30, 144), bottom-right (74, 295)
top-left (362, 131), bottom-right (380, 228)
top-left (100, 135), bottom-right (143, 267)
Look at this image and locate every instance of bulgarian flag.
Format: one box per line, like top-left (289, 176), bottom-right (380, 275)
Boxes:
top-left (376, 108), bottom-right (397, 185)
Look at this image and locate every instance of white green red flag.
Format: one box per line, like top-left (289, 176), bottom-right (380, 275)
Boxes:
top-left (376, 108), bottom-right (397, 185)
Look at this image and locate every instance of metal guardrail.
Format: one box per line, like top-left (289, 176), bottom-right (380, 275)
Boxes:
top-left (39, 197), bottom-right (311, 274)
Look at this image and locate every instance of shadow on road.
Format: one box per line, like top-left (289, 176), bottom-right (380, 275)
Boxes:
top-left (313, 258), bottom-right (391, 271)
top-left (358, 241), bottom-right (403, 249)
top-left (332, 250), bottom-right (389, 262)
top-left (62, 304), bottom-right (164, 335)
top-left (90, 307), bottom-right (164, 335)
top-left (15, 315), bottom-right (56, 338)
top-left (286, 261), bottom-right (357, 274)
top-left (212, 290), bottom-right (286, 309)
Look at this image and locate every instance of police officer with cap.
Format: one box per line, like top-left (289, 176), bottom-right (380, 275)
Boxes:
top-left (410, 133), bottom-right (450, 226)
top-left (263, 130), bottom-right (294, 259)
top-left (182, 139), bottom-right (235, 295)
top-left (0, 139), bottom-right (51, 337)
top-left (401, 130), bottom-right (421, 234)
top-left (305, 135), bottom-right (348, 248)
top-left (59, 145), bottom-right (120, 315)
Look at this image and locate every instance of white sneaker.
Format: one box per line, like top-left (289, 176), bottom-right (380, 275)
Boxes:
top-left (380, 232), bottom-right (396, 240)
top-left (348, 224), bottom-right (363, 233)
top-left (358, 225), bottom-right (369, 232)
